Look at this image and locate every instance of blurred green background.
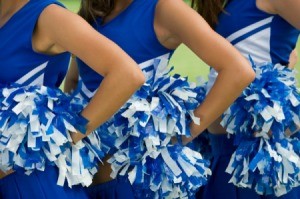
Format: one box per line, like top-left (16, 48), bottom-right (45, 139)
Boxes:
top-left (59, 0), bottom-right (299, 82)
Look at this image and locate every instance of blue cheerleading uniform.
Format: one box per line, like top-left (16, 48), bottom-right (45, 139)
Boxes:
top-left (200, 0), bottom-right (300, 198)
top-left (75, 0), bottom-right (210, 198)
top-left (0, 165), bottom-right (88, 199)
top-left (0, 0), bottom-right (89, 198)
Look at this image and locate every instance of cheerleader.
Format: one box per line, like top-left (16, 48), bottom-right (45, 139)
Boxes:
top-left (65, 0), bottom-right (255, 198)
top-left (0, 0), bottom-right (144, 198)
top-left (192, 0), bottom-right (300, 198)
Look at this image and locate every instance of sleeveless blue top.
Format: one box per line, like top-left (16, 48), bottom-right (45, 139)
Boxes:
top-left (216, 0), bottom-right (299, 65)
top-left (207, 0), bottom-right (300, 90)
top-left (77, 0), bottom-right (173, 94)
top-left (0, 0), bottom-right (70, 88)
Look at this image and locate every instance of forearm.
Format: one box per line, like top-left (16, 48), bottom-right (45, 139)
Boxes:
top-left (288, 49), bottom-right (298, 69)
top-left (184, 60), bottom-right (254, 144)
top-left (72, 69), bottom-right (144, 142)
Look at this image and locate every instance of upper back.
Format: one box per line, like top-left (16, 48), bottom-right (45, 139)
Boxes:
top-left (0, 0), bottom-right (70, 87)
top-left (215, 0), bottom-right (299, 65)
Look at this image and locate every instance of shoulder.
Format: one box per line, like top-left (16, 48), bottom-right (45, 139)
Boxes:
top-left (39, 3), bottom-right (69, 21)
top-left (156, 0), bottom-right (190, 13)
top-left (38, 4), bottom-right (88, 35)
top-left (155, 0), bottom-right (200, 25)
top-left (30, 0), bottom-right (67, 16)
top-left (33, 3), bottom-right (92, 54)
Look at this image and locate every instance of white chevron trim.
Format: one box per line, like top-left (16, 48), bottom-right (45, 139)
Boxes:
top-left (79, 77), bottom-right (96, 98)
top-left (234, 28), bottom-right (272, 63)
top-left (16, 61), bottom-right (48, 84)
top-left (226, 17), bottom-right (273, 42)
top-left (139, 53), bottom-right (170, 70)
top-left (28, 73), bottom-right (45, 86)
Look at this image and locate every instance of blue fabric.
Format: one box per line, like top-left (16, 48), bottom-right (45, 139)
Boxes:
top-left (0, 165), bottom-right (89, 199)
top-left (77, 0), bottom-right (173, 92)
top-left (192, 130), bottom-right (213, 160)
top-left (197, 133), bottom-right (300, 199)
top-left (215, 0), bottom-right (299, 65)
top-left (86, 176), bottom-right (134, 199)
top-left (0, 0), bottom-right (70, 87)
top-left (44, 52), bottom-right (70, 87)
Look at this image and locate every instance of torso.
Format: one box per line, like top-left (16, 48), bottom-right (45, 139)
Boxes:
top-left (207, 0), bottom-right (300, 134)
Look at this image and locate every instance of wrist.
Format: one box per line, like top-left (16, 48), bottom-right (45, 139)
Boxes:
top-left (71, 131), bottom-right (85, 144)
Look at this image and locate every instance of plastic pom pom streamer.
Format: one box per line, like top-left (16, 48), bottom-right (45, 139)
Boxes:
top-left (109, 143), bottom-right (210, 199)
top-left (0, 84), bottom-right (103, 187)
top-left (221, 60), bottom-right (300, 196)
top-left (83, 54), bottom-right (211, 198)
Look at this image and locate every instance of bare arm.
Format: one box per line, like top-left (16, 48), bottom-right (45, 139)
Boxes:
top-left (34, 5), bottom-right (145, 141)
top-left (288, 49), bottom-right (298, 69)
top-left (270, 0), bottom-right (300, 30)
top-left (155, 0), bottom-right (255, 143)
top-left (64, 56), bottom-right (79, 94)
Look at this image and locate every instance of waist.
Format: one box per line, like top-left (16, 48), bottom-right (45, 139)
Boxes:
top-left (92, 155), bottom-right (113, 185)
top-left (208, 132), bottom-right (236, 156)
top-left (89, 175), bottom-right (129, 191)
top-left (0, 169), bottom-right (14, 179)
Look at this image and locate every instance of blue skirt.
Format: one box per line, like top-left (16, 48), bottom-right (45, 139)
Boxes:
top-left (197, 133), bottom-right (300, 199)
top-left (86, 177), bottom-right (134, 199)
top-left (0, 165), bottom-right (89, 199)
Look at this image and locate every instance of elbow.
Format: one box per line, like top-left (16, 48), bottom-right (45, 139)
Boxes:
top-left (136, 71), bottom-right (146, 87)
top-left (108, 60), bottom-right (146, 88)
top-left (248, 68), bottom-right (256, 82)
top-left (244, 64), bottom-right (256, 85)
top-left (129, 69), bottom-right (146, 89)
top-left (236, 62), bottom-right (255, 88)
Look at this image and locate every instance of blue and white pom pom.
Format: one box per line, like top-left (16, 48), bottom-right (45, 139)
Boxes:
top-left (96, 54), bottom-right (211, 198)
top-left (0, 84), bottom-right (102, 187)
top-left (109, 144), bottom-right (210, 199)
top-left (221, 60), bottom-right (300, 196)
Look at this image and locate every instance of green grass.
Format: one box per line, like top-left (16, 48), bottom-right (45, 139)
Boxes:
top-left (59, 0), bottom-right (299, 82)
top-left (60, 0), bottom-right (80, 13)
